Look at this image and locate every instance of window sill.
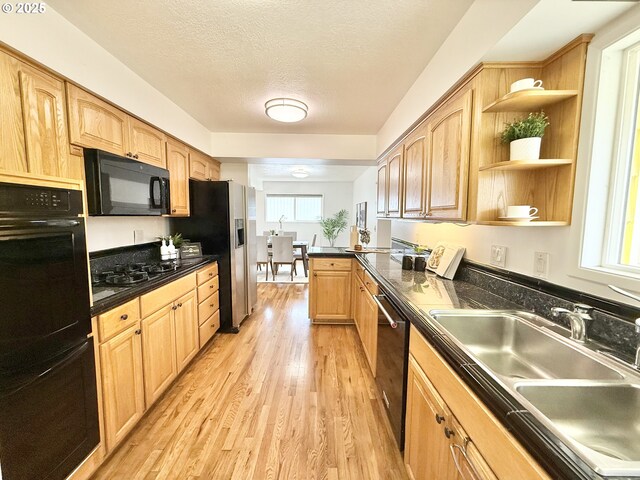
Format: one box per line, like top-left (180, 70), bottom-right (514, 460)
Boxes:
top-left (568, 264), bottom-right (640, 291)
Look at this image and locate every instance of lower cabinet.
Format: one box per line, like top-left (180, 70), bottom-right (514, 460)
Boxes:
top-left (142, 305), bottom-right (177, 406)
top-left (406, 325), bottom-right (549, 480)
top-left (174, 290), bottom-right (199, 371)
top-left (99, 323), bottom-right (145, 452)
top-left (353, 272), bottom-right (378, 376)
top-left (309, 257), bottom-right (352, 323)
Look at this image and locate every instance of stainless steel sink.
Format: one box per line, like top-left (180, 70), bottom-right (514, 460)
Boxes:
top-left (428, 310), bottom-right (622, 381)
top-left (516, 383), bottom-right (640, 475)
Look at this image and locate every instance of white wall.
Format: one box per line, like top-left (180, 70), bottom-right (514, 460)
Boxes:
top-left (352, 167), bottom-right (379, 247)
top-left (86, 217), bottom-right (169, 252)
top-left (256, 181), bottom-right (353, 247)
top-left (220, 163), bottom-right (249, 186)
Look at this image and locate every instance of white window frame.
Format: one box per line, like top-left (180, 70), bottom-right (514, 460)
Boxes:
top-left (265, 194), bottom-right (324, 223)
top-left (568, 12), bottom-right (640, 292)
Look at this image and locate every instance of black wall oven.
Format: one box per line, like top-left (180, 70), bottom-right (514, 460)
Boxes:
top-left (0, 182), bottom-right (99, 480)
top-left (84, 148), bottom-right (170, 216)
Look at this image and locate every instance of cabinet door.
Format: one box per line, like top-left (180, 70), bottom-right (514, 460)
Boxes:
top-left (405, 355), bottom-right (457, 480)
top-left (425, 89), bottom-right (473, 221)
top-left (450, 417), bottom-right (498, 480)
top-left (19, 64), bottom-right (72, 179)
top-left (174, 290), bottom-right (199, 372)
top-left (166, 138), bottom-right (190, 216)
top-left (362, 290), bottom-right (378, 376)
top-left (403, 125), bottom-right (428, 218)
top-left (310, 270), bottom-right (352, 322)
top-left (66, 84), bottom-right (129, 156)
top-left (0, 51), bottom-right (27, 173)
top-left (208, 159), bottom-right (221, 181)
top-left (189, 150), bottom-right (209, 181)
top-left (387, 146), bottom-right (403, 218)
top-left (142, 305), bottom-right (177, 406)
top-left (377, 161), bottom-right (387, 216)
top-left (100, 324), bottom-right (145, 452)
top-left (128, 116), bottom-right (166, 168)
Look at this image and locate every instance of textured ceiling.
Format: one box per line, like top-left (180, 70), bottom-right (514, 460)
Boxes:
top-left (47, 0), bottom-right (473, 134)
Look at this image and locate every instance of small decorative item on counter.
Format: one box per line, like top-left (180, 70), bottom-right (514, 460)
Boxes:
top-left (402, 255), bottom-right (413, 270)
top-left (500, 111), bottom-right (550, 161)
top-left (353, 244), bottom-right (363, 251)
top-left (160, 238), bottom-right (170, 260)
top-left (350, 225), bottom-right (359, 249)
top-left (180, 242), bottom-right (203, 258)
top-left (426, 242), bottom-right (466, 280)
top-left (167, 238), bottom-right (177, 259)
top-left (359, 228), bottom-right (371, 248)
top-left (414, 256), bottom-right (426, 272)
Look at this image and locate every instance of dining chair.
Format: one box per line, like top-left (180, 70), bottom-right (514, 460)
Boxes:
top-left (271, 236), bottom-right (296, 281)
top-left (256, 235), bottom-right (271, 281)
top-left (279, 231), bottom-right (297, 241)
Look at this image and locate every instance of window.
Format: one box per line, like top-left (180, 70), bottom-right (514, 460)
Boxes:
top-left (265, 194), bottom-right (323, 222)
top-left (602, 41), bottom-right (640, 273)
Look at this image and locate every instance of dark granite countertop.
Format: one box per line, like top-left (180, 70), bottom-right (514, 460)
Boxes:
top-left (307, 246), bottom-right (357, 257)
top-left (354, 252), bottom-right (631, 480)
top-left (91, 255), bottom-right (217, 317)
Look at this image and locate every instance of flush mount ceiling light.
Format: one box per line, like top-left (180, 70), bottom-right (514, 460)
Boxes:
top-left (291, 169), bottom-right (309, 179)
top-left (265, 97), bottom-right (308, 123)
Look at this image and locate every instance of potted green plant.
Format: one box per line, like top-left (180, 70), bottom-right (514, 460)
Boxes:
top-left (501, 111), bottom-right (550, 161)
top-left (319, 209), bottom-right (348, 247)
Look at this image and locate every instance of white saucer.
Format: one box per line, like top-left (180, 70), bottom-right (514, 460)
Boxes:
top-left (509, 86), bottom-right (545, 93)
top-left (498, 216), bottom-right (539, 221)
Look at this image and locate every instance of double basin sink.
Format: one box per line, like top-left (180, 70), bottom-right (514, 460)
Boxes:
top-left (426, 309), bottom-right (640, 477)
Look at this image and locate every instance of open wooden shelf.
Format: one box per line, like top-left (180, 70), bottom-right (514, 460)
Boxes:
top-left (478, 220), bottom-right (569, 227)
top-left (479, 159), bottom-right (573, 171)
top-left (483, 89), bottom-right (578, 113)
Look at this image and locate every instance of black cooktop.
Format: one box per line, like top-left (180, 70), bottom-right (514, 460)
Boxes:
top-left (91, 261), bottom-right (181, 302)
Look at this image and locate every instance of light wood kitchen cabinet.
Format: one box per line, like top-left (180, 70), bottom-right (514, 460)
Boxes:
top-left (196, 263), bottom-right (220, 348)
top-left (376, 160), bottom-right (387, 216)
top-left (0, 51), bottom-right (26, 174)
top-left (99, 323), bottom-right (145, 452)
top-left (66, 83), bottom-right (130, 156)
top-left (407, 325), bottom-right (549, 480)
top-left (387, 145), bottom-right (403, 218)
top-left (141, 304), bottom-right (177, 406)
top-left (309, 258), bottom-right (352, 323)
top-left (166, 138), bottom-right (190, 216)
top-left (128, 116), bottom-right (166, 168)
top-left (354, 275), bottom-right (378, 376)
top-left (402, 124), bottom-right (428, 218)
top-left (424, 88), bottom-right (473, 221)
top-left (173, 290), bottom-right (199, 372)
top-left (189, 149), bottom-right (220, 182)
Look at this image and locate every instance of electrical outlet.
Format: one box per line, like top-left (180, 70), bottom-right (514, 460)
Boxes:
top-left (134, 229), bottom-right (144, 244)
top-left (490, 245), bottom-right (507, 268)
top-left (534, 252), bottom-right (549, 278)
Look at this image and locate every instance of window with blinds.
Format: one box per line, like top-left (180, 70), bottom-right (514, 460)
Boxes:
top-left (265, 194), bottom-right (323, 222)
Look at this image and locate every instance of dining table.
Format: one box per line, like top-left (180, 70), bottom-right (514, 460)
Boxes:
top-left (267, 239), bottom-right (309, 277)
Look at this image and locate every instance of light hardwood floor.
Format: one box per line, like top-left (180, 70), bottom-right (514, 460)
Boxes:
top-left (92, 283), bottom-right (408, 479)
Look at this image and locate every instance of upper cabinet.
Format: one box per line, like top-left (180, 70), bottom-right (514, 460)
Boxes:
top-left (377, 35), bottom-right (591, 226)
top-left (128, 117), bottom-right (166, 168)
top-left (67, 84), bottom-right (129, 156)
top-left (425, 88), bottom-right (473, 221)
top-left (0, 51), bottom-right (81, 182)
top-left (189, 149), bottom-right (220, 182)
top-left (67, 84), bottom-right (168, 169)
top-left (166, 138), bottom-right (190, 216)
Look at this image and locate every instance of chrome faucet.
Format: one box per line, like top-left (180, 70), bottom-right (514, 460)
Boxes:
top-left (551, 303), bottom-right (594, 342)
top-left (608, 285), bottom-right (640, 369)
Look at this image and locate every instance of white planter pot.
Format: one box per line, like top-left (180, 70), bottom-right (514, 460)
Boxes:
top-left (509, 137), bottom-right (541, 161)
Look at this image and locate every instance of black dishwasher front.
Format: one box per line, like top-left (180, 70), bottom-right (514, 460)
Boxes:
top-left (373, 291), bottom-right (410, 450)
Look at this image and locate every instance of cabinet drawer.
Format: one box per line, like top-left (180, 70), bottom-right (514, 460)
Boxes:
top-left (199, 310), bottom-right (220, 348)
top-left (140, 273), bottom-right (196, 318)
top-left (311, 258), bottom-right (352, 271)
top-left (97, 298), bottom-right (140, 342)
top-left (354, 261), bottom-right (365, 281)
top-left (198, 292), bottom-right (219, 325)
top-left (197, 276), bottom-right (219, 302)
top-left (363, 271), bottom-right (379, 296)
top-left (196, 263), bottom-right (218, 285)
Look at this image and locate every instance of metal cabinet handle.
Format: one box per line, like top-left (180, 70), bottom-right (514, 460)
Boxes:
top-left (133, 154), bottom-right (139, 159)
top-left (120, 314), bottom-right (128, 321)
top-left (450, 441), bottom-right (482, 480)
top-left (209, 272), bottom-right (213, 277)
top-left (177, 303), bottom-right (182, 307)
top-left (210, 303), bottom-right (214, 307)
top-left (313, 273), bottom-right (317, 277)
top-left (373, 294), bottom-right (398, 328)
top-left (172, 209), bottom-right (177, 213)
top-left (360, 286), bottom-right (365, 292)
top-left (126, 152), bottom-right (133, 157)
top-left (172, 305), bottom-right (178, 310)
top-left (444, 427), bottom-right (455, 439)
top-left (435, 413), bottom-right (445, 424)
top-left (135, 329), bottom-right (141, 335)
top-left (210, 285), bottom-right (214, 289)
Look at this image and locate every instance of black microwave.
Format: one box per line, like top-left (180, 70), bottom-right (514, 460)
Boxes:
top-left (84, 149), bottom-right (170, 216)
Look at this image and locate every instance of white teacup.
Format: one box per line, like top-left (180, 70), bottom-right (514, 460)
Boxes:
top-left (510, 78), bottom-right (543, 93)
top-left (506, 205), bottom-right (538, 218)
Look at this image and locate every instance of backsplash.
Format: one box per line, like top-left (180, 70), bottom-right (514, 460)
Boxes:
top-left (86, 216), bottom-right (170, 252)
top-left (89, 242), bottom-right (161, 273)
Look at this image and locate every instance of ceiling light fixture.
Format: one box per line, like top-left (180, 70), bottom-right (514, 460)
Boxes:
top-left (265, 97), bottom-right (308, 123)
top-left (291, 169), bottom-right (309, 179)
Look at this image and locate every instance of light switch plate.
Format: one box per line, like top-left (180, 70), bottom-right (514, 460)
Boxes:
top-left (534, 252), bottom-right (549, 278)
top-left (490, 245), bottom-right (507, 268)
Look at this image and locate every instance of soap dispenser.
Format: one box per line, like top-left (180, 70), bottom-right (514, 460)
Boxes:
top-left (167, 238), bottom-right (177, 260)
top-left (160, 238), bottom-right (170, 260)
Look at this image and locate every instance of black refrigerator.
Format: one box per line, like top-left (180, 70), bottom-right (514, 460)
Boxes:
top-left (171, 180), bottom-right (257, 332)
